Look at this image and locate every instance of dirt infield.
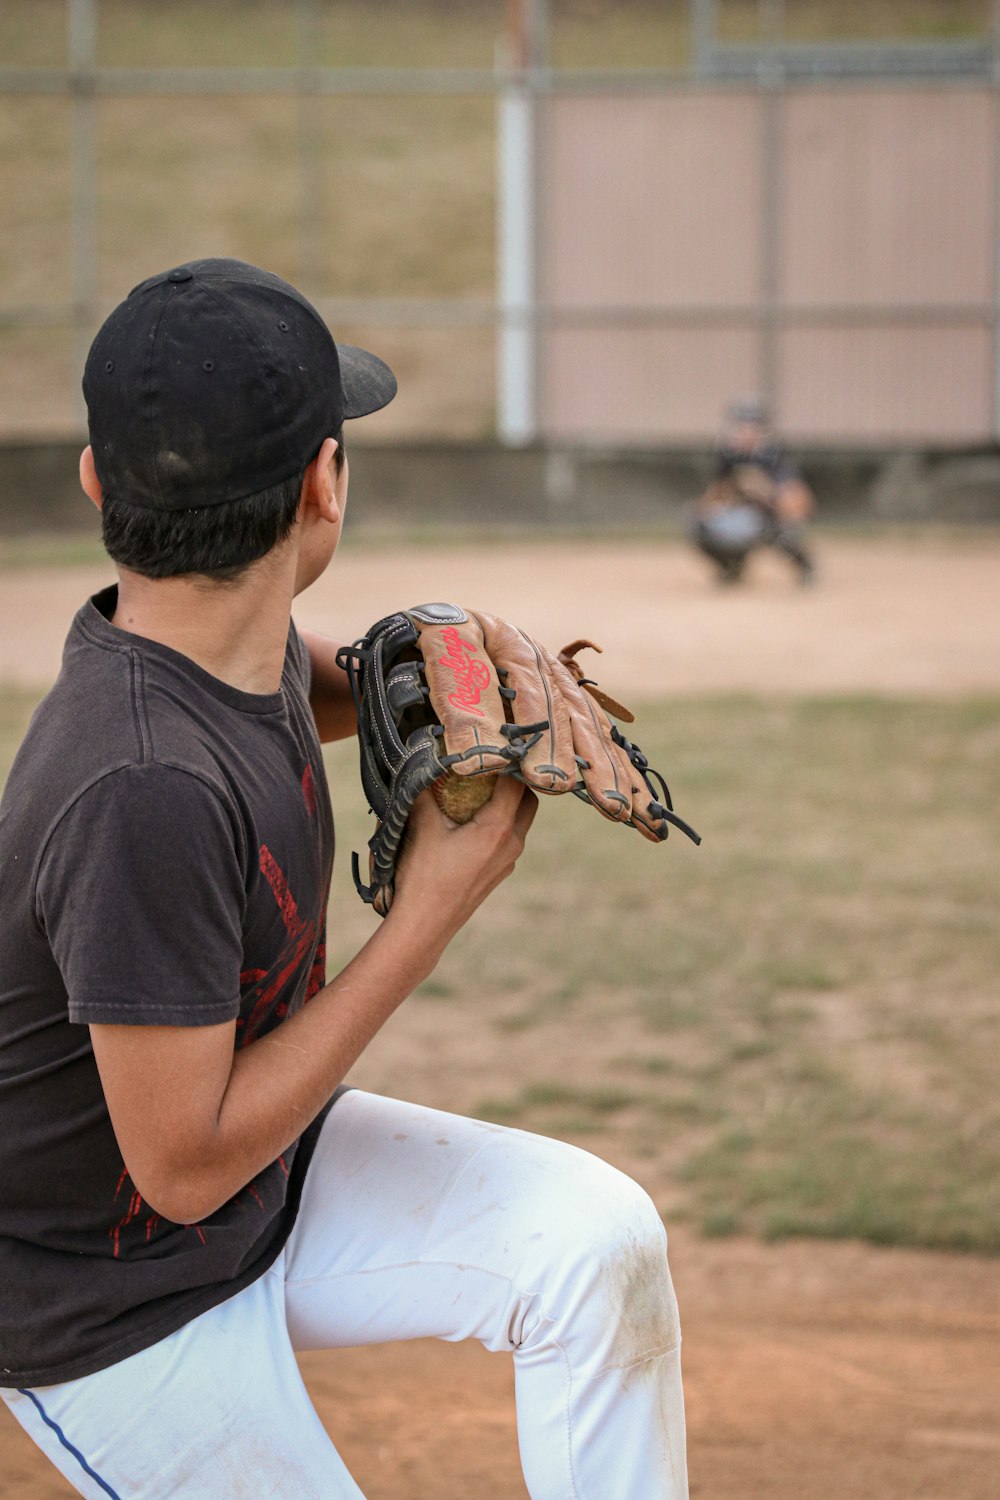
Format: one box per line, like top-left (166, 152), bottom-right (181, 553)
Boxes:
top-left (2, 532), bottom-right (999, 1497)
top-left (4, 1227), bottom-right (998, 1499)
top-left (1, 533), bottom-right (999, 698)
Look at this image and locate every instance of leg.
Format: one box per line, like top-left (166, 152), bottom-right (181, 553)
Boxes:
top-left (2, 1266), bottom-right (364, 1499)
top-left (690, 516), bottom-right (744, 583)
top-left (283, 1090), bottom-right (688, 1500)
top-left (771, 522), bottom-right (816, 583)
top-left (688, 510), bottom-right (756, 586)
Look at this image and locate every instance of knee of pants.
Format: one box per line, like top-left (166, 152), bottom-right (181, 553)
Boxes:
top-left (514, 1139), bottom-right (681, 1365)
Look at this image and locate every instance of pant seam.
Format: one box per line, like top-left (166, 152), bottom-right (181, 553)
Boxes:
top-left (555, 1340), bottom-right (583, 1500)
top-left (14, 1387), bottom-right (123, 1500)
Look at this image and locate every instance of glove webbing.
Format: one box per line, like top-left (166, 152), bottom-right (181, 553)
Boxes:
top-left (337, 633), bottom-right (539, 910)
top-left (609, 725), bottom-right (702, 845)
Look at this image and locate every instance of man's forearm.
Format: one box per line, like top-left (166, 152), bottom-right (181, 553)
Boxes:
top-left (155, 909), bottom-right (445, 1223)
top-left (93, 782), bottom-right (533, 1226)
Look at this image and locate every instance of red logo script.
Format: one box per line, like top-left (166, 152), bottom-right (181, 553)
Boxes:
top-left (438, 626), bottom-right (491, 718)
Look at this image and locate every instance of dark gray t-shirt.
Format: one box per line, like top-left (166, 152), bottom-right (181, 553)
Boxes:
top-left (0, 587), bottom-right (335, 1385)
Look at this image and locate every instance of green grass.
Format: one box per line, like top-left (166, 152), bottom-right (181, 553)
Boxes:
top-left (3, 682), bottom-right (998, 1253)
top-left (5, 520), bottom-right (995, 579)
top-left (0, 2), bottom-right (988, 71)
top-left (715, 0), bottom-right (989, 43)
top-left (319, 694), bottom-right (1000, 1253)
top-left (0, 534), bottom-right (108, 571)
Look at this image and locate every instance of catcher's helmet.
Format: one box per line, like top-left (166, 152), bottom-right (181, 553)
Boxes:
top-left (726, 395), bottom-right (769, 426)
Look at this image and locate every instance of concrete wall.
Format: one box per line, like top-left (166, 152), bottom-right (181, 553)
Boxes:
top-left (539, 87), bottom-right (998, 445)
top-left (1, 441), bottom-right (999, 539)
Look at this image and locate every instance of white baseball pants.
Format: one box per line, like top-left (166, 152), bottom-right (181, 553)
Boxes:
top-left (3, 1089), bottom-right (688, 1498)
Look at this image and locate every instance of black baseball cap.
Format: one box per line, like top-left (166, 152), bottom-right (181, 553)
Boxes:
top-left (83, 258), bottom-right (397, 511)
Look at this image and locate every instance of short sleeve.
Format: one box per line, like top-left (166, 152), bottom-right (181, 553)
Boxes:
top-left (36, 764), bottom-right (247, 1027)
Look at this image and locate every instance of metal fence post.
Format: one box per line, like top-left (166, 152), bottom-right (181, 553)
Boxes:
top-left (758, 0), bottom-right (786, 46)
top-left (68, 0), bottom-right (98, 409)
top-left (296, 0), bottom-right (325, 298)
top-left (497, 0), bottom-right (547, 446)
top-left (993, 0), bottom-right (1000, 438)
top-left (758, 36), bottom-right (785, 423)
top-left (691, 0), bottom-right (717, 78)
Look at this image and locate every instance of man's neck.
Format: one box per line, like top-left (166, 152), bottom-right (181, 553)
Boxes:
top-left (110, 555), bottom-right (296, 695)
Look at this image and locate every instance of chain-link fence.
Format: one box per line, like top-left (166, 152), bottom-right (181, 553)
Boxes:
top-left (2, 0), bottom-right (998, 446)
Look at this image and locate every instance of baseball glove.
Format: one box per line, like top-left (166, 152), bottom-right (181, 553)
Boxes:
top-left (730, 461), bottom-right (779, 508)
top-left (335, 603), bottom-right (700, 917)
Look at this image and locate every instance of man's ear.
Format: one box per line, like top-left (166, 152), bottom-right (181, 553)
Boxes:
top-left (79, 446), bottom-right (103, 510)
top-left (301, 437), bottom-right (342, 526)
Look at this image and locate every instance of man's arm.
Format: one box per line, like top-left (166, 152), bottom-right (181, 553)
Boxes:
top-left (696, 479), bottom-right (730, 513)
top-left (774, 475), bottom-right (814, 523)
top-left (90, 779), bottom-right (537, 1225)
top-left (299, 627), bottom-right (357, 742)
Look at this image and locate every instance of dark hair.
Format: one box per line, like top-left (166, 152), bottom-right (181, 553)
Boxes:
top-left (100, 432), bottom-right (345, 583)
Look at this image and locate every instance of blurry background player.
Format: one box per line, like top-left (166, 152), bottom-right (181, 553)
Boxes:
top-left (690, 397), bottom-right (817, 586)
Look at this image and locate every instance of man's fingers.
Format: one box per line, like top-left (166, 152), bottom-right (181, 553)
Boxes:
top-left (473, 770), bottom-right (524, 825)
top-left (513, 786), bottom-right (539, 842)
top-left (407, 787), bottom-right (441, 829)
top-left (411, 774), bottom-right (534, 852)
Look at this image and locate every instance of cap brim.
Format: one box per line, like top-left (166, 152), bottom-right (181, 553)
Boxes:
top-left (339, 344), bottom-right (398, 420)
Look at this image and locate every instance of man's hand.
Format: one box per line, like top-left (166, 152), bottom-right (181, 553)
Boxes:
top-left (392, 778), bottom-right (538, 948)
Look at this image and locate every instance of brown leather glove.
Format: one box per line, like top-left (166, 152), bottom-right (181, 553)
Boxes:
top-left (337, 603), bottom-right (700, 915)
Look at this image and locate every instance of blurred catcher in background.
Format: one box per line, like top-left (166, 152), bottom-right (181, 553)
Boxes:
top-left (690, 398), bottom-right (817, 587)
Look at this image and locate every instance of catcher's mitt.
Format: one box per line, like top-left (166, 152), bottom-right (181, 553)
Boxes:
top-left (729, 461), bottom-right (779, 508)
top-left (336, 603), bottom-right (700, 916)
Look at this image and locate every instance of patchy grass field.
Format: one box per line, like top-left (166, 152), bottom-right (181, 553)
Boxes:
top-left (2, 571), bottom-right (997, 1254)
top-left (3, 562), bottom-right (999, 1496)
top-left (321, 696), bottom-right (1000, 1254)
top-left (9, 687), bottom-right (990, 1254)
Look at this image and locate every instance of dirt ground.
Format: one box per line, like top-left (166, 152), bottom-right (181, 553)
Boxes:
top-left (1, 533), bottom-right (999, 698)
top-left (2, 532), bottom-right (999, 1498)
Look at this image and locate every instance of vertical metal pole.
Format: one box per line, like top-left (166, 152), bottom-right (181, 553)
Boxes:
top-left (69, 0), bottom-right (98, 414)
top-left (497, 0), bottom-right (547, 445)
top-left (296, 0), bottom-right (325, 297)
top-left (758, 0), bottom-right (785, 46)
top-left (992, 0), bottom-right (1000, 436)
top-left (758, 72), bottom-right (784, 421)
top-left (524, 0), bottom-right (550, 70)
top-left (691, 0), bottom-right (717, 78)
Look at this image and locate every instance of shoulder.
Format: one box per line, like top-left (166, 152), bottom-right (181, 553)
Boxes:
top-left (762, 443), bottom-right (797, 479)
top-left (42, 761), bottom-right (244, 861)
top-left (33, 762), bottom-right (248, 926)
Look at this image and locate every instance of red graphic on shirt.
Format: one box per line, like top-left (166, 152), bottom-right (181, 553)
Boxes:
top-left (107, 763), bottom-right (327, 1256)
top-left (108, 1167), bottom-right (201, 1259)
top-left (236, 762), bottom-right (328, 1048)
top-left (108, 1166), bottom-right (263, 1258)
top-left (237, 844), bottom-right (326, 1046)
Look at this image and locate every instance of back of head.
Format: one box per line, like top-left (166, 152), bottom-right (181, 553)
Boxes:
top-left (84, 258), bottom-right (396, 581)
top-left (722, 395), bottom-right (770, 458)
